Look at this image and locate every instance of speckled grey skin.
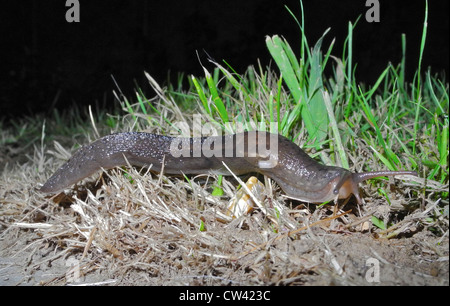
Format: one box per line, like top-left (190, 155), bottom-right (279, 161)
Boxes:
top-left (40, 131), bottom-right (417, 203)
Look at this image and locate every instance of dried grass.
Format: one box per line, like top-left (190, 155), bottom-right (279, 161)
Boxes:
top-left (1, 147), bottom-right (447, 285)
top-left (1, 69), bottom-right (448, 286)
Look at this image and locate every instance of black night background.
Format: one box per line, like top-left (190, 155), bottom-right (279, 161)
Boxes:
top-left (1, 0), bottom-right (448, 121)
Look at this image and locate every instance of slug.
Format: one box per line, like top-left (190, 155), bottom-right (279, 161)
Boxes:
top-left (40, 131), bottom-right (417, 204)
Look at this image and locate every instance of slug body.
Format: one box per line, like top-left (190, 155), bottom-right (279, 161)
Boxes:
top-left (40, 132), bottom-right (417, 204)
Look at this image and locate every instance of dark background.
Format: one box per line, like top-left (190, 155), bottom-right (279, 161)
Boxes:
top-left (1, 0), bottom-right (448, 121)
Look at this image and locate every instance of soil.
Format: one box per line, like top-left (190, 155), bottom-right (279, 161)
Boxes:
top-left (0, 142), bottom-right (448, 286)
top-left (1, 193), bottom-right (448, 286)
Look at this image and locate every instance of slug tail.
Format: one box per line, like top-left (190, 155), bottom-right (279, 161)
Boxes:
top-left (39, 139), bottom-right (110, 193)
top-left (39, 157), bottom-right (102, 193)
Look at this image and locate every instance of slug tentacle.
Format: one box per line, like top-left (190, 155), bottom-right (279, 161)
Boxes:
top-left (40, 132), bottom-right (418, 204)
top-left (352, 171), bottom-right (418, 184)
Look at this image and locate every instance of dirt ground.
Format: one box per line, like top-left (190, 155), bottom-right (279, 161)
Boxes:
top-left (0, 140), bottom-right (448, 286)
top-left (1, 177), bottom-right (448, 286)
top-left (1, 224), bottom-right (448, 286)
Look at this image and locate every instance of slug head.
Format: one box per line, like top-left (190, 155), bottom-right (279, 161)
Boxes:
top-left (273, 168), bottom-right (358, 204)
top-left (332, 170), bottom-right (418, 204)
top-left (332, 173), bottom-right (363, 204)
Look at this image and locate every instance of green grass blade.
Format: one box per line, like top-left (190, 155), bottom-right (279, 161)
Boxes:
top-left (203, 67), bottom-right (229, 122)
top-left (191, 75), bottom-right (211, 115)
